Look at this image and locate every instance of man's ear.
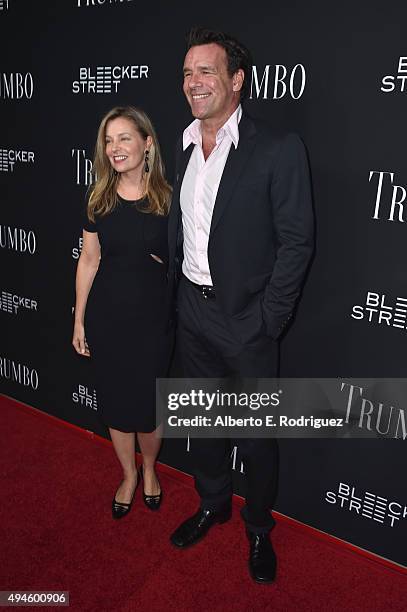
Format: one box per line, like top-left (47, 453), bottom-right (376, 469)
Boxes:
top-left (232, 68), bottom-right (245, 93)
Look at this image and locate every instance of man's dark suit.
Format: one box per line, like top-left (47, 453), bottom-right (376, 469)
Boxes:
top-left (168, 111), bottom-right (314, 531)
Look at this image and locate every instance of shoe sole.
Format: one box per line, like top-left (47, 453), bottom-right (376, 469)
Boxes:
top-left (250, 573), bottom-right (275, 584)
top-left (248, 565), bottom-right (276, 584)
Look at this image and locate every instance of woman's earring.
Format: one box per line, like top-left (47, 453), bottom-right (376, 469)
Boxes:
top-left (144, 149), bottom-right (150, 173)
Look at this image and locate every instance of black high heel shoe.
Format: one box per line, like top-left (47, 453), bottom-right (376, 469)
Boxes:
top-left (112, 469), bottom-right (140, 520)
top-left (141, 465), bottom-right (162, 511)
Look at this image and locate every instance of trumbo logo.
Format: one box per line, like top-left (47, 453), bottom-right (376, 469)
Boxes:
top-left (325, 482), bottom-right (407, 527)
top-left (230, 445), bottom-right (245, 474)
top-left (0, 72), bottom-right (33, 99)
top-left (77, 0), bottom-right (133, 6)
top-left (72, 384), bottom-right (98, 410)
top-left (72, 65), bottom-right (148, 94)
top-left (352, 291), bottom-right (407, 333)
top-left (250, 64), bottom-right (306, 100)
top-left (0, 357), bottom-right (39, 390)
top-left (369, 171), bottom-right (406, 222)
top-left (0, 0), bottom-right (9, 10)
top-left (341, 382), bottom-right (406, 440)
top-left (188, 439), bottom-right (245, 473)
top-left (72, 148), bottom-right (93, 185)
top-left (0, 225), bottom-right (36, 254)
top-left (0, 290), bottom-right (37, 315)
top-left (0, 148), bottom-right (34, 172)
top-left (381, 57), bottom-right (407, 93)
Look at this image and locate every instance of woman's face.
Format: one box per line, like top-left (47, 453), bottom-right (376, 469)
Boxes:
top-left (105, 116), bottom-right (149, 175)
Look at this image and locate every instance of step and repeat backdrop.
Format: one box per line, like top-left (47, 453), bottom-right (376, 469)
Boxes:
top-left (1, 0), bottom-right (406, 567)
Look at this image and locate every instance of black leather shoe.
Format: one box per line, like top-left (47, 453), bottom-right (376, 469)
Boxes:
top-left (246, 530), bottom-right (277, 583)
top-left (170, 507), bottom-right (232, 548)
top-left (141, 465), bottom-right (162, 511)
top-left (112, 472), bottom-right (139, 520)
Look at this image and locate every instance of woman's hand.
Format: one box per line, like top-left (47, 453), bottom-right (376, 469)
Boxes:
top-left (72, 321), bottom-right (90, 357)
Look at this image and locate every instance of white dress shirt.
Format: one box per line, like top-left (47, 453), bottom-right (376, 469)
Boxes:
top-left (180, 104), bottom-right (242, 286)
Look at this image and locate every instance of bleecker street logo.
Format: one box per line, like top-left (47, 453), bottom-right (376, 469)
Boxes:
top-left (352, 291), bottom-right (407, 331)
top-left (381, 57), bottom-right (407, 93)
top-left (325, 482), bottom-right (407, 527)
top-left (72, 384), bottom-right (98, 410)
top-left (72, 236), bottom-right (83, 260)
top-left (0, 1), bottom-right (9, 10)
top-left (0, 148), bottom-right (34, 172)
top-left (250, 64), bottom-right (306, 100)
top-left (0, 290), bottom-right (37, 315)
top-left (72, 65), bottom-right (148, 94)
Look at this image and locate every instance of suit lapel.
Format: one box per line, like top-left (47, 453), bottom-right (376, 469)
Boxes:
top-left (173, 142), bottom-right (194, 216)
top-left (169, 142), bottom-right (194, 258)
top-left (209, 114), bottom-right (257, 235)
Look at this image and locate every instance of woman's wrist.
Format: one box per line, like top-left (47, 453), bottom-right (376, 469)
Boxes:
top-left (74, 309), bottom-right (85, 325)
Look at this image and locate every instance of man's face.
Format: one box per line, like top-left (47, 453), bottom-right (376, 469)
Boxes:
top-left (183, 43), bottom-right (242, 123)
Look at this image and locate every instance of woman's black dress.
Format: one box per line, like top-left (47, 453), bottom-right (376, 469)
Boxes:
top-left (83, 196), bottom-right (172, 433)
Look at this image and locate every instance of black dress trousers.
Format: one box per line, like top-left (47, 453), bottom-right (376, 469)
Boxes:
top-left (177, 276), bottom-right (279, 533)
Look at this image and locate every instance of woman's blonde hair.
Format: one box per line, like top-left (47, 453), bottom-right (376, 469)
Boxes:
top-left (87, 106), bottom-right (171, 221)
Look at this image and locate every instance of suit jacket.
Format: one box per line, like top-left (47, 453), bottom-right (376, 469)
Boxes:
top-left (168, 111), bottom-right (314, 343)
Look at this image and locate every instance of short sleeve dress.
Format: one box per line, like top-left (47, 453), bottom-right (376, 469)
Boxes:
top-left (83, 195), bottom-right (173, 433)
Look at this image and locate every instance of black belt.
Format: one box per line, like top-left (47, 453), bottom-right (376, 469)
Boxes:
top-left (184, 276), bottom-right (216, 299)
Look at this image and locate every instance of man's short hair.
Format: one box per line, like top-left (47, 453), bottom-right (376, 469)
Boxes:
top-left (186, 27), bottom-right (253, 100)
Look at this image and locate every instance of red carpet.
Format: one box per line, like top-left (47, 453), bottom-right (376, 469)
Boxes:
top-left (0, 395), bottom-right (405, 612)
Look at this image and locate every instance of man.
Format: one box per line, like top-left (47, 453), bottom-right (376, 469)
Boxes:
top-left (168, 27), bottom-right (314, 583)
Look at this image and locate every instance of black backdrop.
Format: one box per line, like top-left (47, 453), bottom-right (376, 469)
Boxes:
top-left (1, 0), bottom-right (406, 568)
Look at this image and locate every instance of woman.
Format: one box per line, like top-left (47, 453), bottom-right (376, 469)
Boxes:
top-left (72, 106), bottom-right (172, 518)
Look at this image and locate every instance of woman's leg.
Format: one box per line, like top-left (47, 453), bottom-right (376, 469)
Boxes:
top-left (109, 428), bottom-right (138, 502)
top-left (137, 424), bottom-right (162, 495)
